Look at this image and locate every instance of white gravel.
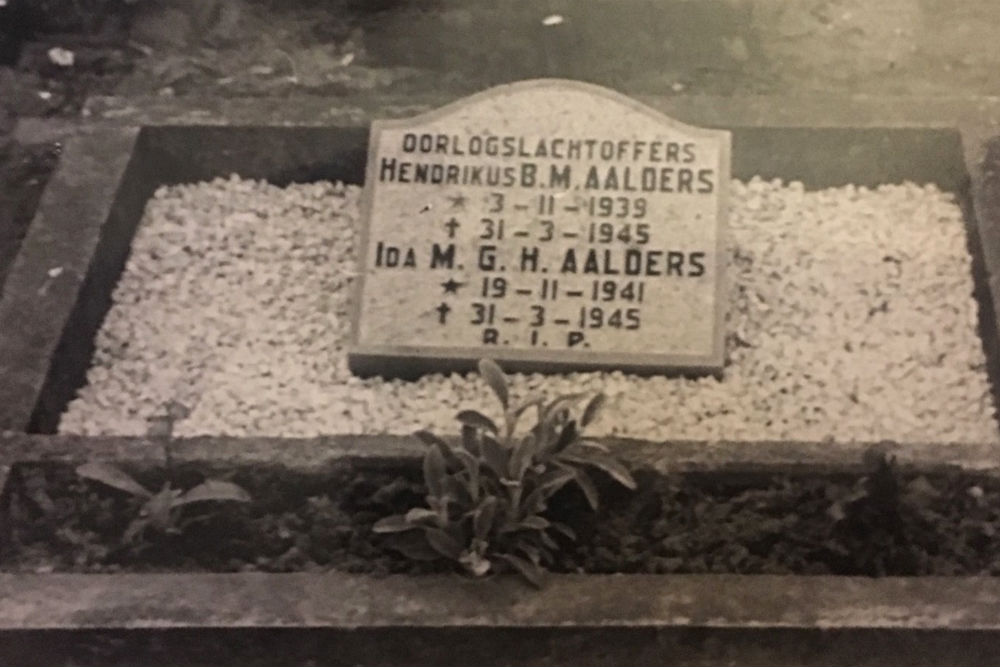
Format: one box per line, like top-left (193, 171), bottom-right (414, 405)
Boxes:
top-left (59, 175), bottom-right (1000, 444)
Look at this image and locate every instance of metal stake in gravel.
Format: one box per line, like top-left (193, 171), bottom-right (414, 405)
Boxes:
top-left (348, 79), bottom-right (731, 378)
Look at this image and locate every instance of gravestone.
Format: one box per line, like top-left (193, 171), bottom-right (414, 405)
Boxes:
top-left (349, 79), bottom-right (730, 377)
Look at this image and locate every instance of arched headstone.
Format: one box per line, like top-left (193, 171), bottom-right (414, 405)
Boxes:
top-left (350, 79), bottom-right (730, 377)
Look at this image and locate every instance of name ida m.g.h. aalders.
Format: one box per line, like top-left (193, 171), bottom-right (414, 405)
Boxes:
top-left (376, 132), bottom-right (718, 194)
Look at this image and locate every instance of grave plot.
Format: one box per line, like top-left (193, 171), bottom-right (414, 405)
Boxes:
top-left (44, 80), bottom-right (1000, 446)
top-left (3, 83), bottom-right (1000, 666)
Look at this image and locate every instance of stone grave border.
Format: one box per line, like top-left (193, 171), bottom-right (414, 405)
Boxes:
top-left (0, 95), bottom-right (999, 664)
top-left (2, 434), bottom-right (1000, 665)
top-left (2, 122), bottom-right (993, 434)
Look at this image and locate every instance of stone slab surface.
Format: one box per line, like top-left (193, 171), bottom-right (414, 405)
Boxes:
top-left (3, 433), bottom-right (1000, 493)
top-left (350, 80), bottom-right (729, 376)
top-left (0, 128), bottom-right (141, 433)
top-left (2, 571), bottom-right (999, 630)
top-left (20, 92), bottom-right (999, 168)
top-left (0, 572), bottom-right (999, 665)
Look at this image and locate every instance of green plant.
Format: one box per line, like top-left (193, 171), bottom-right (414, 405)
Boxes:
top-left (374, 358), bottom-right (636, 586)
top-left (76, 462), bottom-right (251, 544)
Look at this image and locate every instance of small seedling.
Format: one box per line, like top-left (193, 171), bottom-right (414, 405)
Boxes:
top-left (374, 358), bottom-right (636, 587)
top-left (827, 444), bottom-right (901, 524)
top-left (824, 444), bottom-right (915, 575)
top-left (76, 462), bottom-right (251, 544)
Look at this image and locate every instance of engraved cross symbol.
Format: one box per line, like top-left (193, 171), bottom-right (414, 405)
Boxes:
top-left (435, 302), bottom-right (452, 324)
top-left (444, 217), bottom-right (460, 239)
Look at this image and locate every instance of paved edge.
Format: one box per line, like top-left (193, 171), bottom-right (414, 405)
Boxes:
top-left (0, 571), bottom-right (998, 631)
top-left (0, 127), bottom-right (141, 432)
top-left (2, 432), bottom-right (1000, 471)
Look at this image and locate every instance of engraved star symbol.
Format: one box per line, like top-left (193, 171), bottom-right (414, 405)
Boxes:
top-left (441, 278), bottom-right (465, 294)
top-left (435, 302), bottom-right (452, 324)
top-left (447, 193), bottom-right (468, 210)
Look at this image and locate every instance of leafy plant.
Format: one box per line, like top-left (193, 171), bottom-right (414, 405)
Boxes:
top-left (827, 445), bottom-right (902, 525)
top-left (826, 445), bottom-right (921, 575)
top-left (374, 358), bottom-right (636, 587)
top-left (76, 462), bottom-right (251, 544)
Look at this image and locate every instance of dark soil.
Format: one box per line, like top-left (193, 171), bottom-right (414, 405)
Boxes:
top-left (4, 461), bottom-right (440, 575)
top-left (6, 459), bottom-right (1000, 578)
top-left (554, 465), bottom-right (1000, 577)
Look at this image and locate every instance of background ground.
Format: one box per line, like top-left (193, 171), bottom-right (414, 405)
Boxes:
top-left (2, 0), bottom-right (1000, 288)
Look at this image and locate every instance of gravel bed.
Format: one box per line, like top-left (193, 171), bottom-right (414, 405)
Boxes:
top-left (59, 175), bottom-right (999, 443)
